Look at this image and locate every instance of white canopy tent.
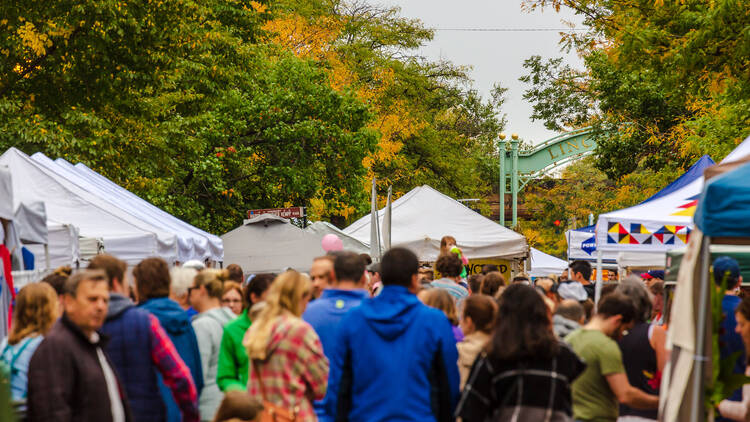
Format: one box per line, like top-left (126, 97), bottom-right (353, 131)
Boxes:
top-left (566, 225), bottom-right (618, 265)
top-left (222, 214), bottom-right (330, 274)
top-left (344, 185), bottom-right (528, 262)
top-left (0, 147), bottom-right (177, 264)
top-left (527, 247), bottom-right (568, 278)
top-left (29, 153), bottom-right (222, 262)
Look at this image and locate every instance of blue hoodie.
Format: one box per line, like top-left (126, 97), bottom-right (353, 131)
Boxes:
top-left (327, 285), bottom-right (460, 422)
top-left (303, 288), bottom-right (370, 421)
top-left (140, 297), bottom-right (204, 422)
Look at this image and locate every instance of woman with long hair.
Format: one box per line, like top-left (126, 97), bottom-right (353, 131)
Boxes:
top-left (0, 283), bottom-right (58, 403)
top-left (420, 288), bottom-right (464, 342)
top-left (244, 271), bottom-right (328, 422)
top-left (456, 284), bottom-right (585, 421)
top-left (719, 296), bottom-right (750, 420)
top-left (190, 269), bottom-right (237, 421)
top-left (457, 295), bottom-right (497, 388)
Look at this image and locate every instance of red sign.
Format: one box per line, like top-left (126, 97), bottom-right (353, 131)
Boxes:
top-left (247, 207), bottom-right (305, 219)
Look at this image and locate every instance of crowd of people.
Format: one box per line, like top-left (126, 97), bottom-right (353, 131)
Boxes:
top-left (1, 236), bottom-right (749, 422)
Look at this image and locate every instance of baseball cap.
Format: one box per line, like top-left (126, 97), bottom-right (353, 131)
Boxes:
top-left (713, 256), bottom-right (741, 287)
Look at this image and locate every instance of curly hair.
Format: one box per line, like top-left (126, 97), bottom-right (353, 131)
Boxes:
top-left (435, 253), bottom-right (463, 278)
top-left (8, 283), bottom-right (59, 345)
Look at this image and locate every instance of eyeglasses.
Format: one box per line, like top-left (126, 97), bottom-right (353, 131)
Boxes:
top-left (222, 298), bottom-right (242, 304)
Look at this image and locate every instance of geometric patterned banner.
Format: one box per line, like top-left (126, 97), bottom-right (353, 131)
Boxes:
top-left (606, 222), bottom-right (692, 246)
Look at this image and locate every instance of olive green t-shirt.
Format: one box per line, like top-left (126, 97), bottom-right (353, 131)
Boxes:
top-left (565, 328), bottom-right (625, 422)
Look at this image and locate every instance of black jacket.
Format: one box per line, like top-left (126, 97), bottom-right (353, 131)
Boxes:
top-left (27, 314), bottom-right (134, 422)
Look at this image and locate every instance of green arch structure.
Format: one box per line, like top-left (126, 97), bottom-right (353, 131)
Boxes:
top-left (500, 127), bottom-right (597, 229)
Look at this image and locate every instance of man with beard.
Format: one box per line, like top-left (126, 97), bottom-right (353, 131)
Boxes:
top-left (566, 292), bottom-right (659, 422)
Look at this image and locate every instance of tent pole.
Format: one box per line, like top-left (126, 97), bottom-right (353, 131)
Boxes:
top-left (595, 249), bottom-right (603, 305)
top-left (44, 243), bottom-right (51, 271)
top-left (690, 236), bottom-right (711, 422)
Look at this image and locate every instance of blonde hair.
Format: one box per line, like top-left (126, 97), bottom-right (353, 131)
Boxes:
top-left (421, 288), bottom-right (459, 326)
top-left (194, 269), bottom-right (230, 299)
top-left (8, 283), bottom-right (58, 345)
top-left (244, 271), bottom-right (311, 360)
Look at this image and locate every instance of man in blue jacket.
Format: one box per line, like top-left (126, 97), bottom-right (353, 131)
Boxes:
top-left (303, 251), bottom-right (370, 422)
top-left (327, 247), bottom-right (460, 422)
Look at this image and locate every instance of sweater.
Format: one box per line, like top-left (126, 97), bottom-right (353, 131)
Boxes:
top-left (217, 309), bottom-right (252, 392)
top-left (27, 314), bottom-right (134, 422)
top-left (140, 297), bottom-right (204, 422)
top-left (457, 331), bottom-right (490, 389)
top-left (192, 306), bottom-right (236, 420)
top-left (327, 285), bottom-right (460, 422)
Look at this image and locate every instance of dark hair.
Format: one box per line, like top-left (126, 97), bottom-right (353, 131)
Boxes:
top-left (381, 247), bottom-right (419, 287)
top-left (555, 299), bottom-right (584, 323)
top-left (226, 264), bottom-right (244, 284)
top-left (569, 260), bottom-right (592, 281)
top-left (597, 292), bottom-right (636, 323)
top-left (133, 257), bottom-right (171, 301)
top-left (468, 274), bottom-right (484, 294)
top-left (64, 269), bottom-right (109, 296)
top-left (481, 264), bottom-right (499, 275)
top-left (244, 273), bottom-right (274, 308)
top-left (212, 390), bottom-right (263, 422)
top-left (463, 295), bottom-right (497, 333)
top-left (615, 279), bottom-right (653, 323)
top-left (88, 254), bottom-right (127, 288)
top-left (600, 283), bottom-right (618, 300)
top-left (511, 276), bottom-right (530, 284)
top-left (435, 253), bottom-right (463, 278)
top-left (334, 252), bottom-right (366, 283)
top-left (649, 280), bottom-right (664, 296)
top-left (737, 295), bottom-right (750, 325)
top-left (41, 265), bottom-right (72, 295)
top-left (359, 254), bottom-right (373, 266)
top-left (481, 272), bottom-right (505, 296)
top-left (489, 284), bottom-right (558, 360)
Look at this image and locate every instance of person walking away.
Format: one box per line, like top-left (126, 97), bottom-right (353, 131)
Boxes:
top-left (90, 255), bottom-right (199, 422)
top-left (715, 256), bottom-right (746, 414)
top-left (190, 269), bottom-right (237, 420)
top-left (27, 269), bottom-right (133, 422)
top-left (456, 295), bottom-right (496, 389)
top-left (553, 299), bottom-right (585, 339)
top-left (616, 279), bottom-right (668, 422)
top-left (221, 282), bottom-right (244, 316)
top-left (431, 253), bottom-right (469, 304)
top-left (718, 295), bottom-right (750, 420)
top-left (456, 284), bottom-right (586, 421)
top-left (303, 252), bottom-right (370, 422)
top-left (217, 273), bottom-right (274, 392)
top-left (479, 271), bottom-right (505, 297)
top-left (171, 266), bottom-right (200, 318)
top-left (135, 257), bottom-right (204, 422)
top-left (244, 271), bottom-right (328, 422)
top-left (420, 288), bottom-right (464, 342)
top-left (225, 264), bottom-right (244, 285)
top-left (327, 247), bottom-right (460, 422)
top-left (566, 292), bottom-right (658, 422)
top-left (0, 283), bottom-right (58, 414)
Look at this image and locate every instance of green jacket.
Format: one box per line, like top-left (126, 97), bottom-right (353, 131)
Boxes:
top-left (216, 309), bottom-right (252, 392)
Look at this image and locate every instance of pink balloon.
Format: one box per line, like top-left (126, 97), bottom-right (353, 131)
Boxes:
top-left (321, 234), bottom-right (343, 252)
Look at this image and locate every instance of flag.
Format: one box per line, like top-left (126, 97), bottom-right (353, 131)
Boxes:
top-left (370, 178), bottom-right (381, 260)
top-left (382, 185), bottom-right (392, 251)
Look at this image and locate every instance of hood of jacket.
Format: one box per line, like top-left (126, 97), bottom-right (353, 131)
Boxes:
top-left (140, 297), bottom-right (194, 336)
top-left (194, 306), bottom-right (236, 327)
top-left (553, 314), bottom-right (581, 338)
top-left (106, 293), bottom-right (134, 321)
top-left (358, 285), bottom-right (423, 341)
top-left (558, 281), bottom-right (589, 302)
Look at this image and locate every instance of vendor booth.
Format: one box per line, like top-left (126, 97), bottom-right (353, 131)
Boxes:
top-left (527, 247), bottom-right (567, 278)
top-left (344, 185), bottom-right (528, 278)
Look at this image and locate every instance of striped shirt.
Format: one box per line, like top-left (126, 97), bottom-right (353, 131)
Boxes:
top-left (430, 278), bottom-right (469, 303)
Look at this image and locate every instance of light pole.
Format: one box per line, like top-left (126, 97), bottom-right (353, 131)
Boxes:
top-left (510, 133), bottom-right (519, 229)
top-left (499, 133), bottom-right (506, 226)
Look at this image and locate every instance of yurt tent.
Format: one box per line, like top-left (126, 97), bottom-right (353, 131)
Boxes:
top-left (344, 185), bottom-right (528, 262)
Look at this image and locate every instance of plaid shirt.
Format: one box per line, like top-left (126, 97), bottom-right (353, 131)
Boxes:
top-left (148, 315), bottom-right (199, 422)
top-left (456, 343), bottom-right (585, 422)
top-left (245, 313), bottom-right (329, 422)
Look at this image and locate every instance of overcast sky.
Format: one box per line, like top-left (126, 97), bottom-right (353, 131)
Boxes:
top-left (371, 0), bottom-right (586, 144)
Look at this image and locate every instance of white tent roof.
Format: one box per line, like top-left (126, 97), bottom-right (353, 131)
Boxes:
top-left (0, 165), bottom-right (12, 220)
top-left (0, 147), bottom-right (177, 264)
top-left (528, 247), bottom-right (568, 277)
top-left (305, 221), bottom-right (369, 254)
top-left (34, 155), bottom-right (222, 262)
top-left (566, 226), bottom-right (618, 263)
top-left (222, 214), bottom-right (328, 273)
top-left (26, 223), bottom-right (82, 268)
top-left (344, 185), bottom-right (528, 261)
top-left (596, 136), bottom-right (750, 253)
